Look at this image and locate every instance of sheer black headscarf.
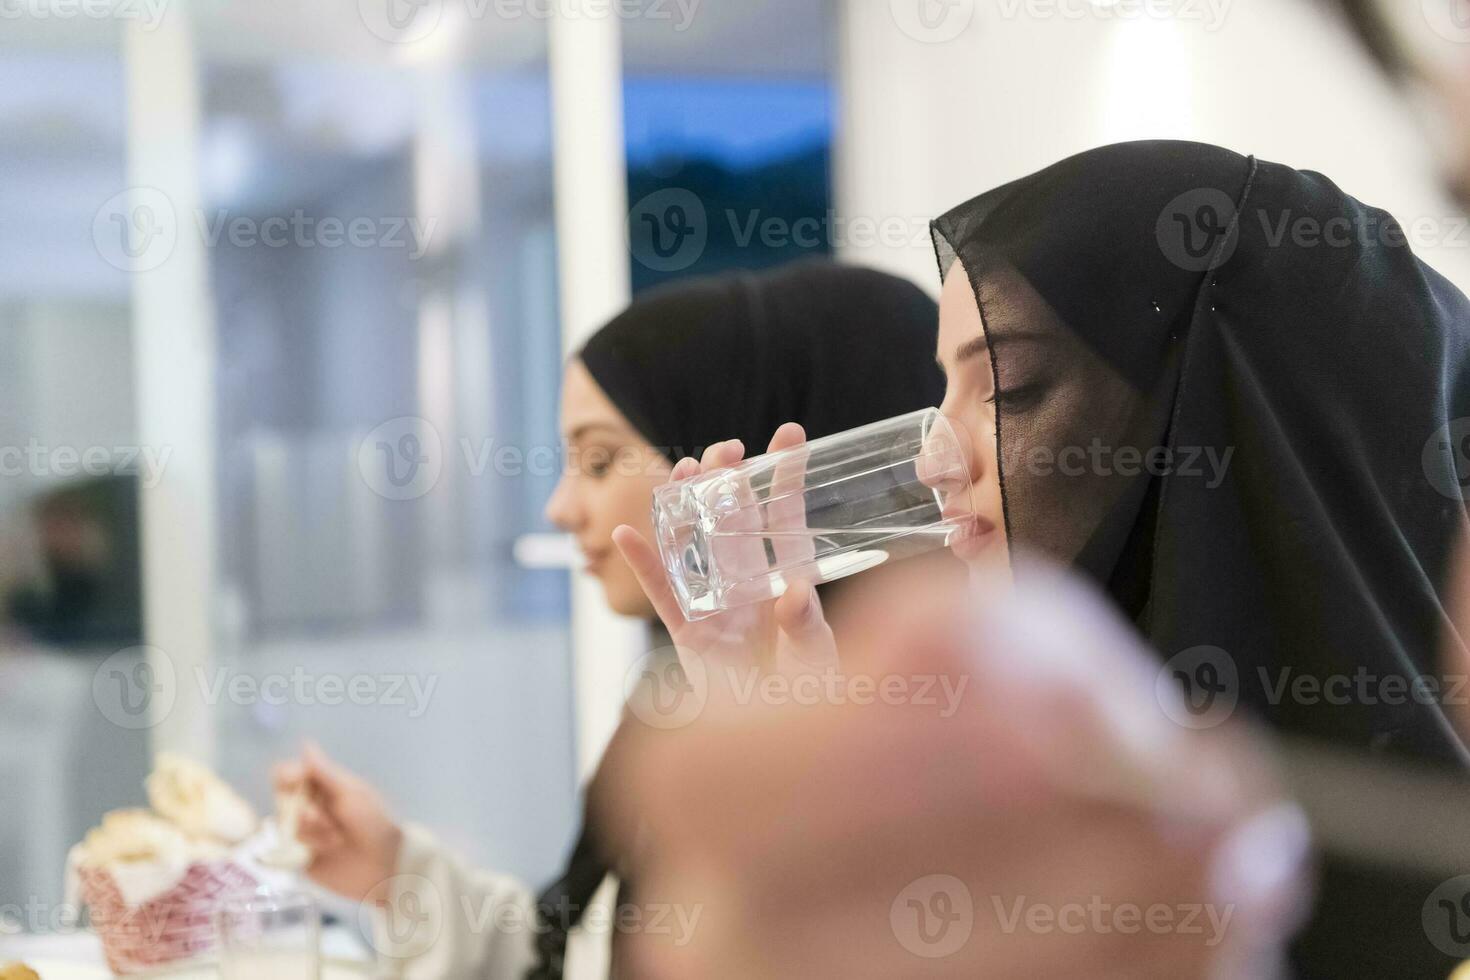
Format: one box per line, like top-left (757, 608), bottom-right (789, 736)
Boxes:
top-left (932, 139), bottom-right (1470, 976)
top-left (530, 260), bottom-right (944, 980)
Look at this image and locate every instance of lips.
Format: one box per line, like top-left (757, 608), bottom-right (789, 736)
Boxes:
top-left (946, 514), bottom-right (996, 561)
top-left (581, 547), bottom-right (611, 572)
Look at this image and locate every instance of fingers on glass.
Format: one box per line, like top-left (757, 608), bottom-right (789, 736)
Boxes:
top-left (766, 439), bottom-right (814, 569)
top-left (614, 524), bottom-right (686, 628)
top-left (766, 421), bottom-right (806, 454)
top-left (672, 456), bottom-right (700, 481)
top-left (714, 466), bottom-right (767, 581)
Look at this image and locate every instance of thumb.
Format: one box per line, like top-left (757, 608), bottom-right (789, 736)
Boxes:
top-left (302, 741), bottom-right (355, 804)
top-left (774, 580), bottom-right (836, 671)
top-left (272, 759), bottom-right (306, 795)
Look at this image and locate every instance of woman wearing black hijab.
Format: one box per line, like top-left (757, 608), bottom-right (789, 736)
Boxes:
top-left (924, 140), bottom-right (1470, 974)
top-left (615, 140), bottom-right (1470, 977)
top-left (271, 260), bottom-right (946, 980)
top-left (928, 139), bottom-right (1470, 757)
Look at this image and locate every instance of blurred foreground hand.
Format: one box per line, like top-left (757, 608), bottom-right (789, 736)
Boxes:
top-left (604, 561), bottom-right (1311, 980)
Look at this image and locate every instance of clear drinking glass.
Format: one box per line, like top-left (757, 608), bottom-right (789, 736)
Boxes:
top-left (652, 407), bottom-right (976, 620)
top-left (217, 890), bottom-right (322, 980)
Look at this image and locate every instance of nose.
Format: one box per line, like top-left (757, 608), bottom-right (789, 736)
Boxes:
top-left (917, 411), bottom-right (976, 514)
top-left (544, 473), bottom-right (582, 531)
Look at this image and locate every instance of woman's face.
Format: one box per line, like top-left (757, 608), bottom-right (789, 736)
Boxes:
top-left (544, 359), bottom-right (673, 618)
top-left (935, 262), bottom-right (1008, 568)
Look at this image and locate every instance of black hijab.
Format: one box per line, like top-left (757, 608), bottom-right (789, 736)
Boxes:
top-left (529, 261), bottom-right (944, 980)
top-left (578, 260), bottom-right (946, 463)
top-left (932, 139), bottom-right (1470, 976)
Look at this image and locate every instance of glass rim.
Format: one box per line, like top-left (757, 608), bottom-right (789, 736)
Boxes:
top-left (219, 889), bottom-right (319, 917)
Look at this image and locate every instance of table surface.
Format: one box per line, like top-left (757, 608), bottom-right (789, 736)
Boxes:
top-left (2, 928), bottom-right (374, 979)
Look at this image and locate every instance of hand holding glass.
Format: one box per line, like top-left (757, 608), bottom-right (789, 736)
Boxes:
top-left (652, 408), bottom-right (976, 620)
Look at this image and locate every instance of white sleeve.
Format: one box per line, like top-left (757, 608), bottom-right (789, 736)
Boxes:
top-left (368, 822), bottom-right (540, 980)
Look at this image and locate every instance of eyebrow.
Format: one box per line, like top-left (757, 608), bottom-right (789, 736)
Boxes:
top-left (936, 334), bottom-right (989, 377)
top-left (566, 422), bottom-right (628, 443)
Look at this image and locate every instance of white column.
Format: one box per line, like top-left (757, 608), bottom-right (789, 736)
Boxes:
top-left (548, 10), bottom-right (645, 779)
top-left (122, 15), bottom-right (218, 764)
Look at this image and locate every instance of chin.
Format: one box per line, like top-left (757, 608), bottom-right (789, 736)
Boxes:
top-left (952, 526), bottom-right (1010, 571)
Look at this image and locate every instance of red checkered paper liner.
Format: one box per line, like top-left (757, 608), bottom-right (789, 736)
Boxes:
top-left (79, 861), bottom-right (261, 974)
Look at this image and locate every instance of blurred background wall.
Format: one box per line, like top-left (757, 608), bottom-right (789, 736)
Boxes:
top-left (836, 0), bottom-right (1470, 294)
top-left (2, 0), bottom-right (1468, 937)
